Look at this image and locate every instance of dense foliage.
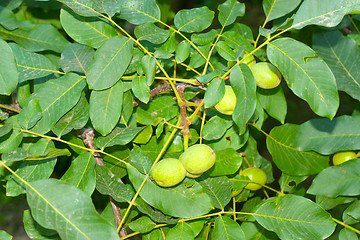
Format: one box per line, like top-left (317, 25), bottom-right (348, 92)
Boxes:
top-left (0, 0), bottom-right (360, 239)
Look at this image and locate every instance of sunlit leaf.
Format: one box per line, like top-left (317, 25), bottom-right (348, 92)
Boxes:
top-left (230, 63), bottom-right (256, 134)
top-left (9, 43), bottom-right (56, 82)
top-left (263, 0), bottom-right (301, 23)
top-left (174, 6), bottom-right (214, 33)
top-left (197, 176), bottom-right (232, 209)
top-left (128, 216), bottom-right (156, 233)
top-left (267, 124), bottom-right (329, 175)
top-left (0, 38), bottom-right (17, 95)
top-left (218, 0), bottom-right (245, 27)
top-left (61, 152), bottom-right (96, 196)
top-left (29, 73), bottom-right (86, 134)
top-left (211, 216), bottom-right (245, 240)
top-left (119, 0), bottom-right (161, 25)
top-left (313, 30), bottom-right (360, 102)
top-left (26, 179), bottom-right (119, 239)
top-left (267, 38), bottom-right (339, 118)
top-left (23, 210), bottom-right (60, 240)
top-left (166, 222), bottom-right (195, 240)
top-left (255, 195), bottom-right (336, 239)
top-left (293, 0), bottom-right (360, 29)
top-left (134, 23), bottom-right (169, 44)
top-left (60, 7), bottom-right (117, 49)
top-left (90, 80), bottom-right (123, 136)
top-left (59, 43), bottom-right (94, 74)
top-left (308, 158), bottom-right (360, 197)
top-left (86, 36), bottom-right (133, 90)
top-left (208, 148), bottom-right (242, 177)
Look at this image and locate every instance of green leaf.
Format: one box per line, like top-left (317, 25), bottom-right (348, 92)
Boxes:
top-left (230, 64), bottom-right (257, 134)
top-left (343, 200), bottom-right (360, 224)
top-left (208, 148), bottom-right (242, 177)
top-left (204, 77), bottom-right (225, 108)
top-left (23, 210), bottom-right (60, 240)
top-left (136, 95), bottom-right (178, 125)
top-left (313, 30), bottom-right (360, 102)
top-left (9, 43), bottom-right (56, 82)
top-left (6, 156), bottom-right (57, 196)
top-left (207, 125), bottom-right (249, 151)
top-left (134, 198), bottom-right (179, 224)
top-left (267, 124), bottom-right (329, 175)
top-left (267, 38), bottom-right (339, 118)
top-left (96, 165), bottom-right (135, 202)
top-left (174, 6), bottom-right (214, 33)
top-left (257, 86), bottom-right (287, 124)
top-left (92, 0), bottom-right (120, 17)
top-left (52, 93), bottom-right (89, 136)
top-left (119, 0), bottom-right (161, 25)
top-left (198, 176), bottom-right (232, 209)
top-left (90, 80), bottom-right (123, 136)
top-left (132, 76), bottom-right (150, 104)
top-left (316, 195), bottom-right (357, 210)
top-left (166, 222), bottom-right (195, 240)
top-left (0, 24), bottom-right (70, 52)
top-left (291, 115), bottom-right (360, 155)
top-left (141, 55), bottom-right (156, 86)
top-left (211, 216), bottom-right (245, 240)
top-left (222, 30), bottom-right (255, 52)
top-left (339, 228), bottom-right (358, 240)
top-left (29, 73), bottom-right (86, 134)
top-left (175, 40), bottom-right (190, 63)
top-left (59, 0), bottom-right (99, 17)
top-left (254, 195), bottom-right (336, 239)
top-left (0, 129), bottom-right (23, 154)
top-left (218, 0), bottom-right (245, 27)
top-left (129, 145), bottom-right (152, 175)
top-left (241, 221), bottom-right (278, 240)
top-left (191, 29), bottom-right (218, 46)
top-left (203, 116), bottom-right (227, 140)
top-left (308, 158), bottom-right (360, 197)
top-left (188, 43), bottom-right (211, 69)
top-left (0, 38), bottom-right (17, 95)
top-left (0, 0), bottom-right (23, 10)
top-left (95, 126), bottom-right (145, 149)
top-left (26, 179), bottom-right (119, 239)
top-left (127, 165), bottom-right (214, 218)
top-left (0, 230), bottom-right (12, 240)
top-left (263, 0), bottom-right (301, 23)
top-left (86, 36), bottom-right (133, 90)
top-left (293, 0), bottom-right (360, 29)
top-left (60, 7), bottom-right (117, 49)
top-left (128, 216), bottom-right (156, 233)
top-left (16, 98), bottom-right (42, 130)
top-left (59, 43), bottom-right (95, 74)
top-left (61, 152), bottom-right (96, 196)
top-left (134, 23), bottom-right (169, 44)
top-left (216, 41), bottom-right (236, 61)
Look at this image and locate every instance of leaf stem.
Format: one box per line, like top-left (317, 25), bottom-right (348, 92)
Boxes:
top-left (332, 217), bottom-right (360, 235)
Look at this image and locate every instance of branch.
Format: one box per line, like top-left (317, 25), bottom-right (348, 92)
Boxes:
top-left (76, 128), bottom-right (105, 166)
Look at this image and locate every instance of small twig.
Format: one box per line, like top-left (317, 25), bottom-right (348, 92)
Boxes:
top-left (110, 197), bottom-right (127, 238)
top-left (76, 128), bottom-right (105, 166)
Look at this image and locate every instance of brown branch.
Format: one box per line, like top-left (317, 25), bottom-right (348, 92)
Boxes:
top-left (76, 128), bottom-right (105, 166)
top-left (110, 197), bottom-right (127, 238)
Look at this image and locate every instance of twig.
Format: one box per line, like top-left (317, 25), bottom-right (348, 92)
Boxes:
top-left (110, 197), bottom-right (127, 237)
top-left (76, 128), bottom-right (105, 166)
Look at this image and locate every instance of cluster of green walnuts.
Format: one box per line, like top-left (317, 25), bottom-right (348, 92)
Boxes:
top-left (152, 55), bottom-right (280, 190)
top-left (151, 144), bottom-right (216, 187)
top-left (215, 55), bottom-right (282, 115)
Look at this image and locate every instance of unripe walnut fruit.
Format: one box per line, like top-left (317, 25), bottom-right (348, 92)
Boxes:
top-left (152, 158), bottom-right (186, 187)
top-left (332, 151), bottom-right (357, 166)
top-left (240, 167), bottom-right (267, 191)
top-left (180, 144), bottom-right (216, 175)
top-left (251, 62), bottom-right (282, 89)
top-left (242, 52), bottom-right (256, 67)
top-left (214, 85), bottom-right (236, 115)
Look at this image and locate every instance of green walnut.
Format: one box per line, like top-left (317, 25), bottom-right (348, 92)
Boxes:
top-left (214, 85), bottom-right (236, 115)
top-left (332, 151), bottom-right (358, 166)
top-left (180, 144), bottom-right (216, 175)
top-left (151, 158), bottom-right (186, 187)
top-left (251, 62), bottom-right (282, 89)
top-left (240, 167), bottom-right (267, 191)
